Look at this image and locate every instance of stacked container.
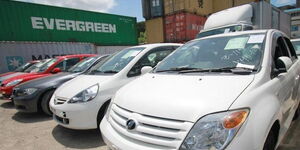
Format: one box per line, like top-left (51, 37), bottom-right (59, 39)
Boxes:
top-left (165, 12), bottom-right (206, 43)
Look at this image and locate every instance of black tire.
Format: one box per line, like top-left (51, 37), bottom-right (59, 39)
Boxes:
top-left (263, 129), bottom-right (277, 150)
top-left (293, 104), bottom-right (300, 121)
top-left (41, 90), bottom-right (55, 116)
top-left (97, 101), bottom-right (110, 129)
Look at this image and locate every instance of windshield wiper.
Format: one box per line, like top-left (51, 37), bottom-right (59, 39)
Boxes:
top-left (156, 67), bottom-right (198, 73)
top-left (179, 67), bottom-right (256, 74)
top-left (103, 70), bottom-right (118, 73)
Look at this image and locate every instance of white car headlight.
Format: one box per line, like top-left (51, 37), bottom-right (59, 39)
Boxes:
top-left (68, 84), bottom-right (99, 103)
top-left (6, 79), bottom-right (23, 87)
top-left (24, 88), bottom-right (37, 95)
top-left (180, 109), bottom-right (249, 150)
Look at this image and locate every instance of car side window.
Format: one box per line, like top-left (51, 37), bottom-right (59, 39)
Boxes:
top-left (283, 37), bottom-right (298, 61)
top-left (54, 60), bottom-right (65, 70)
top-left (271, 36), bottom-right (291, 78)
top-left (274, 37), bottom-right (291, 61)
top-left (127, 46), bottom-right (175, 77)
top-left (65, 58), bottom-right (80, 70)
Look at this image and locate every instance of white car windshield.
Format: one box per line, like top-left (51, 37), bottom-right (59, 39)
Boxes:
top-left (156, 34), bottom-right (265, 73)
top-left (88, 47), bottom-right (145, 75)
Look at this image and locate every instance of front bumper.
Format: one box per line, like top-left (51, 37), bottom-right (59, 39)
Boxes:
top-left (50, 97), bottom-right (104, 130)
top-left (13, 92), bottom-right (40, 112)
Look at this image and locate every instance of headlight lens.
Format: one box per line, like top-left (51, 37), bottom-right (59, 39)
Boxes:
top-left (24, 88), bottom-right (37, 95)
top-left (180, 109), bottom-right (249, 150)
top-left (6, 79), bottom-right (23, 87)
top-left (68, 84), bottom-right (99, 103)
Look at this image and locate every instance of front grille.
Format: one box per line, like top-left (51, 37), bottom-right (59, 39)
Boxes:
top-left (54, 97), bottom-right (67, 105)
top-left (108, 104), bottom-right (193, 149)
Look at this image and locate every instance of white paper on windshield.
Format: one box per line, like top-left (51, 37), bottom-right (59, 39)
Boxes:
top-left (236, 63), bottom-right (255, 69)
top-left (224, 28), bottom-right (230, 33)
top-left (247, 34), bottom-right (265, 44)
top-left (224, 37), bottom-right (249, 50)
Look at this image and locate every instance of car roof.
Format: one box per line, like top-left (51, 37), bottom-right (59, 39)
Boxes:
top-left (55, 54), bottom-right (97, 59)
top-left (130, 43), bottom-right (183, 50)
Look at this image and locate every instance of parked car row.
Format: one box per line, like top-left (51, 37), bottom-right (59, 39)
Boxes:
top-left (0, 54), bottom-right (95, 99)
top-left (0, 30), bottom-right (299, 150)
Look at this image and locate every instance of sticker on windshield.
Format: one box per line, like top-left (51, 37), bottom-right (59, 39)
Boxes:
top-left (247, 34), bottom-right (265, 44)
top-left (224, 28), bottom-right (230, 33)
top-left (224, 37), bottom-right (249, 50)
top-left (236, 63), bottom-right (255, 69)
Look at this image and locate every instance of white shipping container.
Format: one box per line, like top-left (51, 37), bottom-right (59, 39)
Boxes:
top-left (0, 41), bottom-right (96, 73)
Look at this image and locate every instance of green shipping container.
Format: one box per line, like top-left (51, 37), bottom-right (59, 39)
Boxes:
top-left (0, 0), bottom-right (138, 45)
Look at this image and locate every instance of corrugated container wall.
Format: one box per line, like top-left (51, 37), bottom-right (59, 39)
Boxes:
top-left (142, 0), bottom-right (164, 19)
top-left (213, 0), bottom-right (234, 12)
top-left (146, 18), bottom-right (165, 43)
top-left (164, 0), bottom-right (213, 16)
top-left (0, 0), bottom-right (138, 45)
top-left (165, 12), bottom-right (206, 43)
top-left (0, 42), bottom-right (96, 73)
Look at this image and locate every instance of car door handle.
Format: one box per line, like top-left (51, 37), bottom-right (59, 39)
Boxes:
top-left (296, 75), bottom-right (300, 81)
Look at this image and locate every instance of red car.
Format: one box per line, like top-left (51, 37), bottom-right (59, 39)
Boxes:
top-left (0, 60), bottom-right (40, 77)
top-left (0, 54), bottom-right (96, 99)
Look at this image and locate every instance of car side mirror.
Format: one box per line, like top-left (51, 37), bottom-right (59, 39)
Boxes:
top-left (275, 56), bottom-right (292, 75)
top-left (51, 68), bottom-right (61, 74)
top-left (141, 66), bottom-right (153, 75)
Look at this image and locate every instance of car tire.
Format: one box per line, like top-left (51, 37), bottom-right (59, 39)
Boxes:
top-left (97, 101), bottom-right (110, 129)
top-left (263, 129), bottom-right (277, 150)
top-left (41, 90), bottom-right (55, 116)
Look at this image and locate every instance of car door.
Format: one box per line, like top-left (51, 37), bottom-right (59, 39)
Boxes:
top-left (272, 34), bottom-right (298, 135)
top-left (283, 37), bottom-right (300, 119)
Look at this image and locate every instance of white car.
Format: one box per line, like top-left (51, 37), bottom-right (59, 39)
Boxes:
top-left (49, 43), bottom-right (182, 130)
top-left (101, 30), bottom-right (300, 150)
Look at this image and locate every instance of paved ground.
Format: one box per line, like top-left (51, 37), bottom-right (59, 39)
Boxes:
top-left (0, 98), bottom-right (299, 150)
top-left (0, 99), bottom-right (107, 150)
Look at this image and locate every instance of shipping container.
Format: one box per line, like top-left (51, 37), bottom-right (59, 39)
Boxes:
top-left (164, 12), bottom-right (206, 43)
top-left (213, 0), bottom-right (233, 12)
top-left (164, 0), bottom-right (213, 16)
top-left (0, 41), bottom-right (96, 73)
top-left (0, 0), bottom-right (138, 45)
top-left (142, 0), bottom-right (164, 19)
top-left (146, 18), bottom-right (165, 43)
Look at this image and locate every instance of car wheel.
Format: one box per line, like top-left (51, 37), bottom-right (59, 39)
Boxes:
top-left (293, 104), bottom-right (300, 121)
top-left (263, 129), bottom-right (277, 150)
top-left (41, 90), bottom-right (55, 116)
top-left (97, 101), bottom-right (110, 129)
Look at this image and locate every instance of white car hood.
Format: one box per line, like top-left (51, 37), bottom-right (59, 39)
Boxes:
top-left (55, 75), bottom-right (113, 99)
top-left (114, 73), bottom-right (254, 122)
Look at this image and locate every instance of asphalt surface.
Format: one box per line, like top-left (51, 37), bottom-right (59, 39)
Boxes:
top-left (0, 98), bottom-right (299, 150)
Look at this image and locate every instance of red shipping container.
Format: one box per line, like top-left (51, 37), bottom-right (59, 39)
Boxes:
top-left (164, 12), bottom-right (207, 43)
